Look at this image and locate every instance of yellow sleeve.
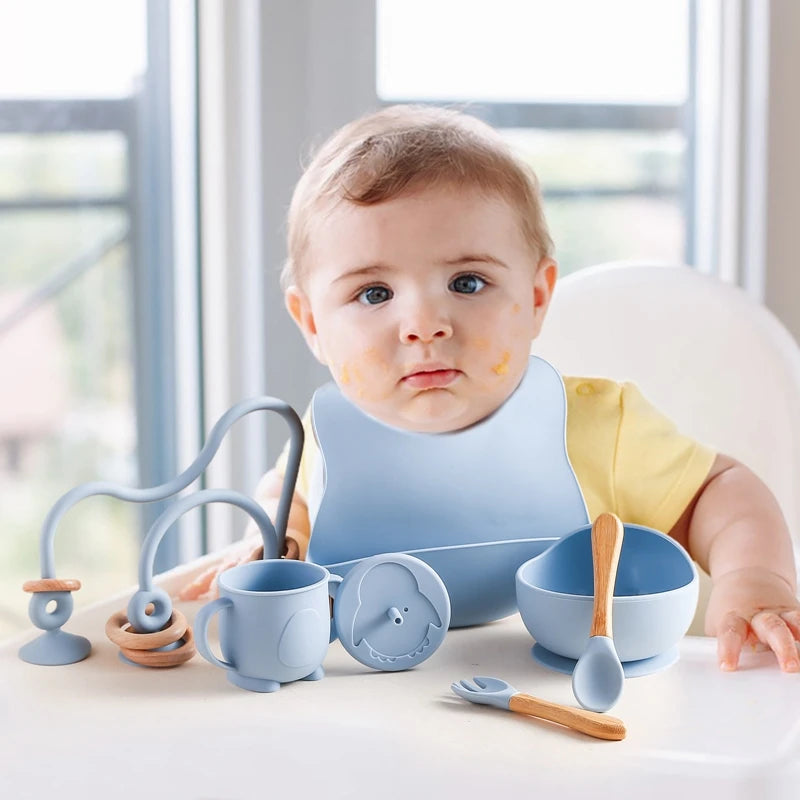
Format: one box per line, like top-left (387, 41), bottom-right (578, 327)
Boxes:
top-left (272, 405), bottom-right (317, 503)
top-left (564, 377), bottom-right (717, 533)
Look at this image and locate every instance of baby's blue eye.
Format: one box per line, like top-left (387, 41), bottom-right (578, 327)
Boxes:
top-left (449, 274), bottom-right (486, 294)
top-left (357, 285), bottom-right (393, 305)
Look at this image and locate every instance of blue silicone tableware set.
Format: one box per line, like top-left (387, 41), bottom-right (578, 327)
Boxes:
top-left (18, 360), bottom-right (699, 712)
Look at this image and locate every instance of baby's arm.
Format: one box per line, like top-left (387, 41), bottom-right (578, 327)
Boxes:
top-left (177, 468), bottom-right (311, 601)
top-left (671, 453), bottom-right (800, 671)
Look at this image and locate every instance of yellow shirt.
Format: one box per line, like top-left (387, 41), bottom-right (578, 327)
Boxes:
top-left (275, 376), bottom-right (716, 536)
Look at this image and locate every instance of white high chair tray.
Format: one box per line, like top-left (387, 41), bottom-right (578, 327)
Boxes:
top-left (2, 556), bottom-right (799, 800)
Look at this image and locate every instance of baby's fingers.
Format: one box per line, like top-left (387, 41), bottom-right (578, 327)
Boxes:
top-left (716, 612), bottom-right (748, 671)
top-left (177, 565), bottom-right (219, 601)
top-left (780, 609), bottom-right (800, 641)
top-left (751, 612), bottom-right (800, 673)
top-left (283, 537), bottom-right (300, 560)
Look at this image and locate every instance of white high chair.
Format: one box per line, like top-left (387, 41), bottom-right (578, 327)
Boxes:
top-left (6, 261), bottom-right (800, 797)
top-left (534, 262), bottom-right (800, 633)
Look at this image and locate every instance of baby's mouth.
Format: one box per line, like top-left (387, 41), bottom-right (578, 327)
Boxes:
top-left (402, 369), bottom-right (461, 390)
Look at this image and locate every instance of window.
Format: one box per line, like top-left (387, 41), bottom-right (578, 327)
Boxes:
top-left (0, 1), bottom-right (198, 638)
top-left (377, 0), bottom-right (692, 275)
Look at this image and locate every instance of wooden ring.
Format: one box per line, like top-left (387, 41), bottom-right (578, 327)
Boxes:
top-left (23, 578), bottom-right (81, 593)
top-left (119, 626), bottom-right (196, 668)
top-left (105, 608), bottom-right (188, 651)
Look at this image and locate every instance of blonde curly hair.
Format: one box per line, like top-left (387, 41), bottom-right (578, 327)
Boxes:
top-left (282, 105), bottom-right (553, 289)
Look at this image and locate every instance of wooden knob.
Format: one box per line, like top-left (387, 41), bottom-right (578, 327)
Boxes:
top-left (23, 578), bottom-right (81, 593)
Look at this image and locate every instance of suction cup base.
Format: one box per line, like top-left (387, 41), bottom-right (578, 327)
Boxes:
top-left (227, 672), bottom-right (281, 693)
top-left (19, 630), bottom-right (91, 666)
top-left (531, 643), bottom-right (679, 678)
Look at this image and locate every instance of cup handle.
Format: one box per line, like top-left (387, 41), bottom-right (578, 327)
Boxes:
top-left (194, 596), bottom-right (235, 671)
top-left (328, 574), bottom-right (343, 643)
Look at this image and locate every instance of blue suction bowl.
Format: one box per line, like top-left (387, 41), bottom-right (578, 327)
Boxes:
top-left (325, 537), bottom-right (558, 628)
top-left (515, 523), bottom-right (698, 662)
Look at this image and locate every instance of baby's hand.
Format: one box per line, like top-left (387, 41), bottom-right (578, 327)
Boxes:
top-left (705, 567), bottom-right (800, 672)
top-left (176, 532), bottom-right (302, 602)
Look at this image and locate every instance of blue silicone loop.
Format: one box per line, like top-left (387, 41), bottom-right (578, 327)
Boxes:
top-left (128, 489), bottom-right (282, 632)
top-left (35, 397), bottom-right (303, 579)
top-left (28, 591), bottom-right (74, 631)
top-left (127, 588), bottom-right (173, 633)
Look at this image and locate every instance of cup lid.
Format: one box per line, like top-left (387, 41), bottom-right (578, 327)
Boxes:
top-left (333, 553), bottom-right (450, 671)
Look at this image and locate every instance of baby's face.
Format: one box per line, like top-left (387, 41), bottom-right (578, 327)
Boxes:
top-left (287, 184), bottom-right (556, 432)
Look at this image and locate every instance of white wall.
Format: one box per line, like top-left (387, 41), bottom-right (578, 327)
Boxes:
top-left (258, 0), bottom-right (378, 423)
top-left (764, 0), bottom-right (800, 343)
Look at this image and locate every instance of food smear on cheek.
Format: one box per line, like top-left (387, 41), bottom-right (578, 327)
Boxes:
top-left (339, 364), bottom-right (351, 385)
top-left (512, 304), bottom-right (521, 314)
top-left (346, 357), bottom-right (392, 402)
top-left (362, 347), bottom-right (390, 373)
top-left (464, 337), bottom-right (506, 393)
top-left (492, 350), bottom-right (511, 376)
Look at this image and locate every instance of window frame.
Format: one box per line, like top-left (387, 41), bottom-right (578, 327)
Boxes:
top-left (0, 0), bottom-right (203, 573)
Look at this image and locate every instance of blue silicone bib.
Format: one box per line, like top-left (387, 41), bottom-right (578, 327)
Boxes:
top-left (308, 356), bottom-right (589, 626)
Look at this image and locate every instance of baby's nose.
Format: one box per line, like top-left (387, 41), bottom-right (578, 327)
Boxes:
top-left (400, 314), bottom-right (453, 344)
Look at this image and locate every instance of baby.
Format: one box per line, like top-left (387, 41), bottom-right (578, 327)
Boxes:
top-left (180, 104), bottom-right (800, 672)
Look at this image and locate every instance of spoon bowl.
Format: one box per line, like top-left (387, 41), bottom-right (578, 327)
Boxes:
top-left (572, 636), bottom-right (624, 710)
top-left (570, 512), bottom-right (625, 711)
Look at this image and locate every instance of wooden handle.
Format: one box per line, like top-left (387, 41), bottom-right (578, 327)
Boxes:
top-left (509, 693), bottom-right (626, 741)
top-left (590, 513), bottom-right (624, 638)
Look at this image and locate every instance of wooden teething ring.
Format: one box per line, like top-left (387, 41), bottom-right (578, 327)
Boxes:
top-left (105, 608), bottom-right (187, 650)
top-left (105, 607), bottom-right (196, 668)
top-left (119, 625), bottom-right (196, 668)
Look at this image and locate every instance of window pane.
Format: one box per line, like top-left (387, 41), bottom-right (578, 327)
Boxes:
top-left (0, 201), bottom-right (139, 641)
top-left (0, 2), bottom-right (147, 640)
top-left (0, 134), bottom-right (127, 201)
top-left (376, 0), bottom-right (692, 271)
top-left (0, 0), bottom-right (146, 98)
top-left (545, 196), bottom-right (684, 275)
top-left (377, 0), bottom-right (688, 104)
top-left (501, 129), bottom-right (685, 273)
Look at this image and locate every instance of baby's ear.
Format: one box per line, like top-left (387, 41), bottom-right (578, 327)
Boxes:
top-left (285, 286), bottom-right (326, 364)
top-left (531, 257), bottom-right (558, 337)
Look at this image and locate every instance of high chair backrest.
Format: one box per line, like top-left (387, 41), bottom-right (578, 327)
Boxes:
top-left (534, 262), bottom-right (800, 547)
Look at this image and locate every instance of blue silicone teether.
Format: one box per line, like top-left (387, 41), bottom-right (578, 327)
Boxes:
top-left (19, 398), bottom-right (303, 666)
